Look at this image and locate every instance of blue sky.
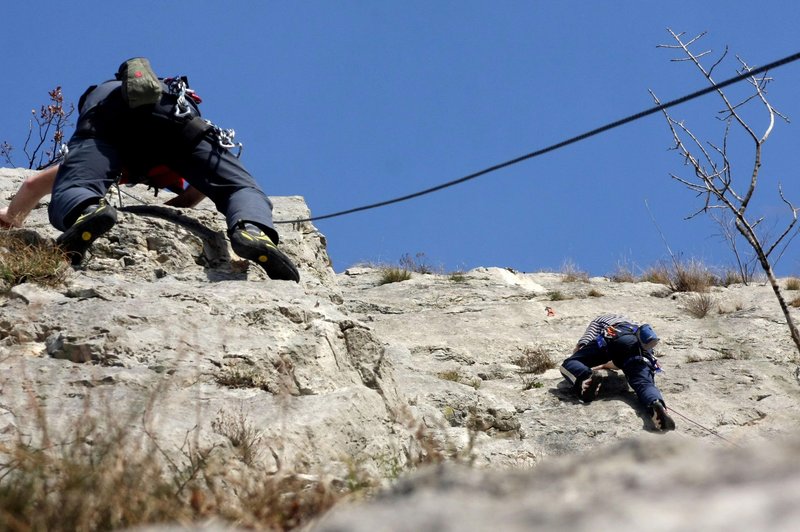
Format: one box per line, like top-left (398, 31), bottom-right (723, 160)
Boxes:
top-left (3, 1), bottom-right (799, 276)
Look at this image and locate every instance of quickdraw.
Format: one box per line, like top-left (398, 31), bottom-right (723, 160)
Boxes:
top-left (165, 77), bottom-right (243, 158)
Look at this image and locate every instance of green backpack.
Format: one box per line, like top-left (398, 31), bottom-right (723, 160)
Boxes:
top-left (116, 57), bottom-right (162, 108)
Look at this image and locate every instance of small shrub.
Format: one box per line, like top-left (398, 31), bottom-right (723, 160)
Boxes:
top-left (547, 290), bottom-right (568, 301)
top-left (686, 293), bottom-right (716, 318)
top-left (513, 347), bottom-right (555, 374)
top-left (448, 271), bottom-right (467, 283)
top-left (609, 262), bottom-right (636, 283)
top-left (670, 259), bottom-right (718, 293)
top-left (378, 266), bottom-right (412, 285)
top-left (215, 365), bottom-right (269, 390)
top-left (786, 277), bottom-right (800, 290)
top-left (790, 296), bottom-right (800, 308)
top-left (587, 288), bottom-right (604, 297)
top-left (0, 232), bottom-right (69, 291)
top-left (640, 264), bottom-right (672, 285)
top-left (719, 268), bottom-right (744, 287)
top-left (436, 370), bottom-right (480, 389)
top-left (399, 252), bottom-right (435, 274)
top-left (560, 259), bottom-right (589, 283)
top-left (521, 376), bottom-right (543, 390)
top-left (211, 408), bottom-right (262, 466)
top-left (2, 86), bottom-right (75, 169)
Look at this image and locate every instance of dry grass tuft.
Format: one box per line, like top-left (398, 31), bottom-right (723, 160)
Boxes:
top-left (685, 293), bottom-right (716, 318)
top-left (399, 252), bottom-right (436, 274)
top-left (214, 364), bottom-right (270, 390)
top-left (448, 271), bottom-right (467, 283)
top-left (0, 392), bottom-right (351, 531)
top-left (609, 261), bottom-right (637, 283)
top-left (378, 266), bottom-right (412, 285)
top-left (513, 346), bottom-right (555, 374)
top-left (436, 370), bottom-right (480, 389)
top-left (377, 252), bottom-right (438, 285)
top-left (0, 231), bottom-right (69, 291)
top-left (719, 268), bottom-right (744, 287)
top-left (547, 290), bottom-right (568, 301)
top-left (639, 264), bottom-right (672, 285)
top-left (610, 270), bottom-right (636, 283)
top-left (560, 259), bottom-right (589, 283)
top-left (669, 260), bottom-right (719, 293)
top-left (786, 277), bottom-right (800, 290)
top-left (640, 259), bottom-right (719, 292)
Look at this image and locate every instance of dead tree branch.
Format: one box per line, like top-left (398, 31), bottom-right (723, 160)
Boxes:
top-left (653, 29), bottom-right (800, 357)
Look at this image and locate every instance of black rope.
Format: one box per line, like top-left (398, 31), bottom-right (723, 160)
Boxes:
top-left (275, 50), bottom-right (800, 225)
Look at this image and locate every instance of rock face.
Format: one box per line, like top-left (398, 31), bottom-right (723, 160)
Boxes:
top-left (2, 167), bottom-right (800, 530)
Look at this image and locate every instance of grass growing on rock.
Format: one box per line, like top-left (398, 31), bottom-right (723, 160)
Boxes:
top-left (436, 370), bottom-right (481, 389)
top-left (547, 290), bottom-right (568, 301)
top-left (560, 259), bottom-right (589, 283)
top-left (378, 266), bottom-right (412, 285)
top-left (0, 231), bottom-right (69, 291)
top-left (686, 293), bottom-right (717, 318)
top-left (0, 396), bottom-right (351, 531)
top-left (513, 346), bottom-right (556, 374)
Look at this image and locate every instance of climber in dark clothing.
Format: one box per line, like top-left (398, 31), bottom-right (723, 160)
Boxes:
top-left (560, 313), bottom-right (676, 431)
top-left (49, 58), bottom-right (299, 282)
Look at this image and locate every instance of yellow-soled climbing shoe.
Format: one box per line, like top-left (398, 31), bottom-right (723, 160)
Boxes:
top-left (56, 201), bottom-right (117, 265)
top-left (230, 223), bottom-right (300, 282)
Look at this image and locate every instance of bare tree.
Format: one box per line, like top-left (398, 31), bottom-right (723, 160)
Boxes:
top-left (1, 86), bottom-right (74, 170)
top-left (711, 210), bottom-right (759, 285)
top-left (651, 29), bottom-right (800, 356)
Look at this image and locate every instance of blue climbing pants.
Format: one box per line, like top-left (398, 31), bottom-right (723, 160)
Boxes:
top-left (561, 336), bottom-right (664, 408)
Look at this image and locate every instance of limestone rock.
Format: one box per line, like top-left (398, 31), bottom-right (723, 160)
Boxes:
top-left (2, 167), bottom-right (800, 530)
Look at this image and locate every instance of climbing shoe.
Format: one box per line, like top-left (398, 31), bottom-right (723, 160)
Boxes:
top-left (649, 401), bottom-right (676, 432)
top-left (229, 223), bottom-right (300, 282)
top-left (578, 371), bottom-right (602, 403)
top-left (56, 201), bottom-right (117, 265)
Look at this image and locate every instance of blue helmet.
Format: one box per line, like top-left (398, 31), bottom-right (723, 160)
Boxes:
top-left (637, 324), bottom-right (660, 350)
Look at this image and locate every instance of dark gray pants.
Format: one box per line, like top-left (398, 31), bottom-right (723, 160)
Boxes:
top-left (49, 83), bottom-right (278, 242)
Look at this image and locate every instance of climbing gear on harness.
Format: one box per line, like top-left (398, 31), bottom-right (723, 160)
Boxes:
top-left (599, 323), bottom-right (661, 353)
top-left (116, 57), bottom-right (162, 108)
top-left (597, 322), bottom-right (664, 374)
top-left (165, 76), bottom-right (196, 119)
top-left (229, 222), bottom-right (300, 282)
top-left (56, 200), bottom-right (118, 265)
top-left (649, 400), bottom-right (676, 431)
top-left (165, 76), bottom-right (243, 157)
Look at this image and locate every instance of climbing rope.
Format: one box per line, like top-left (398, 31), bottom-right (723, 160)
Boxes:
top-left (274, 49), bottom-right (800, 225)
top-left (666, 405), bottom-right (741, 447)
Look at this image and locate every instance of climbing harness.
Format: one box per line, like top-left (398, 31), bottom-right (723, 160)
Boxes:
top-left (165, 76), bottom-right (243, 158)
